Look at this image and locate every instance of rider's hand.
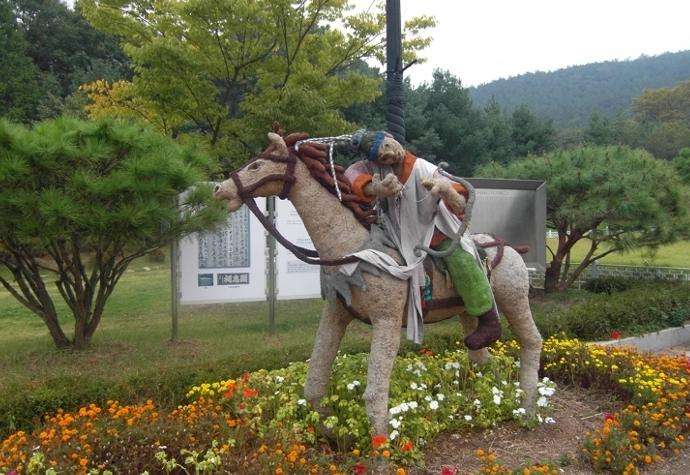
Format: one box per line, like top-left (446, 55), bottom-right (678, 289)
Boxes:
top-left (366, 173), bottom-right (403, 198)
top-left (423, 178), bottom-right (466, 215)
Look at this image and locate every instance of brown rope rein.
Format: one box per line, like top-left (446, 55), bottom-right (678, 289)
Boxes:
top-left (228, 144), bottom-right (360, 266)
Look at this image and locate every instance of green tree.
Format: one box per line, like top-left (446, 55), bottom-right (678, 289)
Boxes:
top-left (0, 0), bottom-right (42, 122)
top-left (80, 0), bottom-right (434, 170)
top-left (0, 117), bottom-right (225, 349)
top-left (478, 146), bottom-right (690, 292)
top-left (674, 148), bottom-right (690, 185)
top-left (482, 97), bottom-right (512, 164)
top-left (631, 80), bottom-right (690, 159)
top-left (583, 111), bottom-right (617, 145)
top-left (11, 0), bottom-right (130, 100)
top-left (510, 104), bottom-right (555, 157)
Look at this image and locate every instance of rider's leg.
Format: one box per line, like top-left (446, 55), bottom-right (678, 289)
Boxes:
top-left (438, 239), bottom-right (501, 350)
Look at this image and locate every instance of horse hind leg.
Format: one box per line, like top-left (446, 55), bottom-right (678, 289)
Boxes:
top-left (304, 300), bottom-right (352, 413)
top-left (491, 250), bottom-right (543, 415)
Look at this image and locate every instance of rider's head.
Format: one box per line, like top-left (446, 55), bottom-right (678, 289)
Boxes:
top-left (352, 130), bottom-right (405, 166)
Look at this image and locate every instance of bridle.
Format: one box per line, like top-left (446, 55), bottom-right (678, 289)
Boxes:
top-left (228, 150), bottom-right (359, 267)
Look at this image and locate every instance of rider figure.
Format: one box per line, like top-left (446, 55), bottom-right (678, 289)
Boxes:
top-left (345, 130), bottom-right (501, 350)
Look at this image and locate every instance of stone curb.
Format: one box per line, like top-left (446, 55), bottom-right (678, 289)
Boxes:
top-left (592, 323), bottom-right (690, 352)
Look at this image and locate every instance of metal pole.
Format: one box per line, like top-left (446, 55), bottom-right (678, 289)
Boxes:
top-left (386, 0), bottom-right (405, 142)
top-left (266, 197), bottom-right (277, 334)
top-left (170, 238), bottom-right (179, 342)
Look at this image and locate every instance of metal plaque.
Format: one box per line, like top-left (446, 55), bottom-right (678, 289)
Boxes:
top-left (467, 178), bottom-right (546, 271)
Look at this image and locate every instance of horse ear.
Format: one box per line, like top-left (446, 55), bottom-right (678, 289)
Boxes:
top-left (267, 132), bottom-right (288, 157)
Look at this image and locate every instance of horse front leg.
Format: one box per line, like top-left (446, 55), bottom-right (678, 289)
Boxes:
top-left (304, 300), bottom-right (352, 413)
top-left (363, 314), bottom-right (401, 437)
top-left (459, 313), bottom-right (491, 365)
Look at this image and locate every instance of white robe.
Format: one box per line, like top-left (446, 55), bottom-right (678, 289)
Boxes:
top-left (339, 157), bottom-right (476, 343)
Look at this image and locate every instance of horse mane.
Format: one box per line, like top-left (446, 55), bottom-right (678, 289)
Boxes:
top-left (280, 131), bottom-right (377, 228)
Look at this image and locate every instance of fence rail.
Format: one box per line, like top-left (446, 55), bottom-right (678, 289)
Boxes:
top-left (529, 263), bottom-right (690, 289)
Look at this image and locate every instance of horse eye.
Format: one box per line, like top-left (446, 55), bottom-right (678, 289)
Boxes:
top-left (248, 162), bottom-right (261, 171)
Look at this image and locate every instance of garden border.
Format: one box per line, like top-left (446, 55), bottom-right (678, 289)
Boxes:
top-left (594, 323), bottom-right (690, 352)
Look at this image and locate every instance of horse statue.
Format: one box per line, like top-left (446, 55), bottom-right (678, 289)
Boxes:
top-left (213, 131), bottom-right (543, 437)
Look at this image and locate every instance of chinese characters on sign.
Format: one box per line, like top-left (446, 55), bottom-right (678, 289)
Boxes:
top-left (198, 207), bottom-right (251, 269)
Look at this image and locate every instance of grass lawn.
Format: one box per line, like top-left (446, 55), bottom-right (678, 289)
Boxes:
top-left (546, 238), bottom-right (690, 268)
top-left (0, 258), bottom-right (469, 401)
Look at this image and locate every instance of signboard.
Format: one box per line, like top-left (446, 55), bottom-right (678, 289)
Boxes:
top-left (275, 199), bottom-right (321, 299)
top-left (174, 178), bottom-right (546, 309)
top-left (177, 198), bottom-right (267, 305)
top-left (467, 178), bottom-right (547, 271)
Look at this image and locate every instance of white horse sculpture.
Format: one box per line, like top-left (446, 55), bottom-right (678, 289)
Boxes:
top-left (214, 132), bottom-right (542, 437)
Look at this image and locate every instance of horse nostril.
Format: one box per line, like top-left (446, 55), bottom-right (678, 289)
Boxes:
top-left (213, 184), bottom-right (221, 193)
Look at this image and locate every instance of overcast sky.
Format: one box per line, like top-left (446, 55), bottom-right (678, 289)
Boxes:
top-left (65, 0), bottom-right (690, 87)
top-left (355, 0), bottom-right (690, 86)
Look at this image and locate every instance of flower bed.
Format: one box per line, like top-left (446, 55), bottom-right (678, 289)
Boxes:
top-left (485, 338), bottom-right (690, 474)
top-left (0, 348), bottom-right (556, 474)
top-left (1, 338), bottom-right (688, 474)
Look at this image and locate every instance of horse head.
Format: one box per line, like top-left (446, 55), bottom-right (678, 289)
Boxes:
top-left (214, 132), bottom-right (295, 211)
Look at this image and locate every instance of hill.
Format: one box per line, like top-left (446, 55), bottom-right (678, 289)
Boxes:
top-left (469, 50), bottom-right (690, 128)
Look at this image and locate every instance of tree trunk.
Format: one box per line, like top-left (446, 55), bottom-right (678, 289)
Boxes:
top-left (73, 314), bottom-right (90, 350)
top-left (544, 255), bottom-right (564, 293)
top-left (42, 311), bottom-right (72, 349)
top-left (544, 229), bottom-right (582, 293)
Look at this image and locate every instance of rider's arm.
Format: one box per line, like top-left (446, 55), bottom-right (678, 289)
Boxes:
top-left (345, 160), bottom-right (376, 203)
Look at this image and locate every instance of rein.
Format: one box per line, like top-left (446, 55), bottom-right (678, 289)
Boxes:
top-left (229, 151), bottom-right (359, 267)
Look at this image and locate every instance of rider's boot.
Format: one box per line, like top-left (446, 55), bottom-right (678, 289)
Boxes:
top-left (464, 307), bottom-right (501, 351)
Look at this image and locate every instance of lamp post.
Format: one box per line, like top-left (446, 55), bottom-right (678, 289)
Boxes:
top-left (386, 0), bottom-right (405, 143)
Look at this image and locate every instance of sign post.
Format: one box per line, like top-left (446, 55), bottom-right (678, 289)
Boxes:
top-left (266, 196), bottom-right (277, 334)
top-left (170, 238), bottom-right (179, 341)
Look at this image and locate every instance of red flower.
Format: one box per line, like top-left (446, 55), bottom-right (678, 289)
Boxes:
top-left (401, 440), bottom-right (413, 452)
top-left (242, 387), bottom-right (258, 398)
top-left (440, 467), bottom-right (457, 475)
top-left (610, 330), bottom-right (621, 340)
top-left (371, 434), bottom-right (387, 449)
top-left (419, 348), bottom-right (434, 356)
top-left (241, 372), bottom-right (251, 383)
top-left (354, 462), bottom-right (367, 475)
top-left (604, 412), bottom-right (616, 422)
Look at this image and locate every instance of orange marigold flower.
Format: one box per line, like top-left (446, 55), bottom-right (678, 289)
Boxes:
top-left (371, 434), bottom-right (387, 449)
top-left (243, 388), bottom-right (258, 398)
top-left (401, 440), bottom-right (413, 452)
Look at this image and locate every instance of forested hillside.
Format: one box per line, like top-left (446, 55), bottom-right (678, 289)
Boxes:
top-left (469, 51), bottom-right (690, 128)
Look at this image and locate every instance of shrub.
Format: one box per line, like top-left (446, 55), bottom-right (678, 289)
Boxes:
top-left (583, 276), bottom-right (636, 294)
top-left (527, 283), bottom-right (690, 341)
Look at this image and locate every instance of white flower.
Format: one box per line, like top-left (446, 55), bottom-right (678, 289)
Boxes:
top-left (437, 393), bottom-right (445, 401)
top-left (464, 415), bottom-right (473, 421)
top-left (390, 429), bottom-right (399, 440)
top-left (389, 418), bottom-right (401, 429)
top-left (424, 395), bottom-right (432, 402)
top-left (491, 387), bottom-right (502, 395)
top-left (429, 400), bottom-right (439, 410)
top-left (538, 386), bottom-right (555, 397)
top-left (537, 396), bottom-right (548, 407)
top-left (410, 382), bottom-right (418, 390)
top-left (545, 417), bottom-right (556, 424)
top-left (493, 394), bottom-right (502, 405)
top-left (476, 372), bottom-right (483, 377)
top-left (473, 399), bottom-right (481, 407)
top-left (409, 401), bottom-right (419, 409)
top-left (275, 376), bottom-right (284, 383)
top-left (537, 414), bottom-right (543, 423)
top-left (347, 383), bottom-right (355, 391)
top-left (512, 407), bottom-right (526, 416)
top-left (297, 399), bottom-right (306, 406)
